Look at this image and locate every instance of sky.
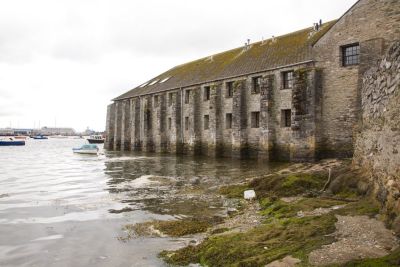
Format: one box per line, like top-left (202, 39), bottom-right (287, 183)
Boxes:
top-left (0, 0), bottom-right (358, 132)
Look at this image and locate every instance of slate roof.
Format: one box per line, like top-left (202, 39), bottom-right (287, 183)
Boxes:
top-left (114, 20), bottom-right (336, 101)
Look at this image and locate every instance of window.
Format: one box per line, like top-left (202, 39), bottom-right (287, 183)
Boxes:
top-left (204, 86), bottom-right (210, 101)
top-left (251, 112), bottom-right (260, 128)
top-left (226, 113), bottom-right (232, 129)
top-left (226, 82), bottom-right (234, 98)
top-left (342, 43), bottom-right (360, 66)
top-left (204, 115), bottom-right (209, 130)
top-left (154, 95), bottom-right (159, 107)
top-left (146, 110), bottom-right (152, 130)
top-left (282, 71), bottom-right (294, 89)
top-left (160, 119), bottom-right (164, 133)
top-left (185, 116), bottom-right (189, 131)
top-left (252, 76), bottom-right (261, 94)
top-left (168, 92), bottom-right (174, 106)
top-left (168, 117), bottom-right (172, 130)
top-left (185, 90), bottom-right (190, 104)
top-left (281, 109), bottom-right (291, 128)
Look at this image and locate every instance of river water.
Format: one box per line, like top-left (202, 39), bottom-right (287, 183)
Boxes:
top-left (0, 138), bottom-right (279, 267)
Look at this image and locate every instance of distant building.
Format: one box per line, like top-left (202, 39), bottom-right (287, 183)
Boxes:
top-left (14, 129), bottom-right (33, 135)
top-left (82, 127), bottom-right (95, 136)
top-left (39, 127), bottom-right (76, 136)
top-left (0, 128), bottom-right (15, 136)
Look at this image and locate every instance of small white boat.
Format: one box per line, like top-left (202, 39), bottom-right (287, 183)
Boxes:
top-left (72, 144), bottom-right (99, 155)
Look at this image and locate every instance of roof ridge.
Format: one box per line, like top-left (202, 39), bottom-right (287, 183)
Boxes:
top-left (173, 20), bottom-right (337, 69)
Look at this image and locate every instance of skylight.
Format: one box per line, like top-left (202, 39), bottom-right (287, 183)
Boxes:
top-left (149, 79), bottom-right (159, 86)
top-left (139, 82), bottom-right (149, 88)
top-left (159, 77), bottom-right (171, 83)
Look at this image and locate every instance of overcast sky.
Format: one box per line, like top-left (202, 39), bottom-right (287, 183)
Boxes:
top-left (0, 0), bottom-right (358, 132)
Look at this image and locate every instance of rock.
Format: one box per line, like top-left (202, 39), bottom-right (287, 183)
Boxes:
top-left (244, 190), bottom-right (256, 200)
top-left (281, 196), bottom-right (303, 203)
top-left (309, 215), bottom-right (399, 266)
top-left (387, 179), bottom-right (395, 187)
top-left (357, 180), bottom-right (370, 195)
top-left (227, 207), bottom-right (238, 216)
top-left (265, 256), bottom-right (301, 267)
top-left (190, 177), bottom-right (200, 185)
top-left (392, 216), bottom-right (400, 237)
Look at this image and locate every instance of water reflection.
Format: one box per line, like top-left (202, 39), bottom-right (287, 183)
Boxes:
top-left (0, 139), bottom-right (281, 267)
top-left (103, 151), bottom-right (281, 218)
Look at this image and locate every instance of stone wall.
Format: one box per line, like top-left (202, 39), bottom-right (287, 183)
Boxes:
top-left (104, 103), bottom-right (115, 150)
top-left (290, 68), bottom-right (321, 162)
top-left (314, 0), bottom-right (400, 158)
top-left (105, 63), bottom-right (322, 161)
top-left (354, 41), bottom-right (400, 216)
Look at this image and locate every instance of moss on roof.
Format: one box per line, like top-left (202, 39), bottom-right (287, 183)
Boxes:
top-left (114, 20), bottom-right (337, 101)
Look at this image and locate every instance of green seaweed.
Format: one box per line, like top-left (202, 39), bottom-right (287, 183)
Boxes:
top-left (250, 172), bottom-right (327, 198)
top-left (327, 248), bottom-right (400, 267)
top-left (132, 219), bottom-right (212, 238)
top-left (261, 197), bottom-right (346, 220)
top-left (160, 215), bottom-right (337, 266)
top-left (334, 199), bottom-right (380, 217)
top-left (219, 184), bottom-right (249, 198)
top-left (154, 219), bottom-right (211, 237)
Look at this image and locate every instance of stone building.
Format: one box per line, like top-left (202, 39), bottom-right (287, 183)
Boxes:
top-left (105, 0), bottom-right (400, 161)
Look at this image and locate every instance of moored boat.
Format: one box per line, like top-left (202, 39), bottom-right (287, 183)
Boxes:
top-left (14, 136), bottom-right (29, 140)
top-left (72, 144), bottom-right (99, 155)
top-left (32, 135), bottom-right (48, 140)
top-left (0, 137), bottom-right (25, 146)
top-left (87, 135), bottom-right (104, 144)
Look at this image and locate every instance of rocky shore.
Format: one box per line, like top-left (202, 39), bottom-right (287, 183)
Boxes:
top-left (121, 159), bottom-right (400, 266)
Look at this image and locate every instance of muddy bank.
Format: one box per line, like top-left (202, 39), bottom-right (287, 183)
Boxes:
top-left (129, 159), bottom-right (400, 266)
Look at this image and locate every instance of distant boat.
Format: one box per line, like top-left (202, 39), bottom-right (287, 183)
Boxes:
top-left (14, 136), bottom-right (28, 140)
top-left (32, 135), bottom-right (48, 140)
top-left (87, 135), bottom-right (104, 144)
top-left (72, 144), bottom-right (99, 155)
top-left (0, 137), bottom-right (25, 146)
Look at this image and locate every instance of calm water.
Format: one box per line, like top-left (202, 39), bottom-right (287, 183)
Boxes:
top-left (0, 138), bottom-right (278, 267)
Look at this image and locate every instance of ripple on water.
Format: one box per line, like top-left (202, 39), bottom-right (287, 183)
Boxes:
top-left (0, 139), bottom-right (280, 266)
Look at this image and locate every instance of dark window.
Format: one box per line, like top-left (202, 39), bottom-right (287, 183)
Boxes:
top-left (146, 110), bottom-right (152, 130)
top-left (252, 76), bottom-right (261, 94)
top-left (204, 86), bottom-right (210, 101)
top-left (185, 116), bottom-right (189, 131)
top-left (226, 113), bottom-right (232, 129)
top-left (168, 117), bottom-right (172, 130)
top-left (185, 90), bottom-right (190, 104)
top-left (226, 82), bottom-right (234, 98)
top-left (154, 95), bottom-right (159, 107)
top-left (282, 71), bottom-right (294, 89)
top-left (168, 93), bottom-right (174, 106)
top-left (342, 43), bottom-right (360, 66)
top-left (281, 109), bottom-right (291, 127)
top-left (251, 112), bottom-right (260, 128)
top-left (204, 115), bottom-right (209, 130)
